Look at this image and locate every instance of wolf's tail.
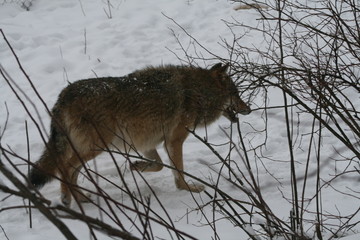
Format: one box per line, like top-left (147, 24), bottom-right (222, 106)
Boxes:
top-left (29, 124), bottom-right (64, 189)
top-left (28, 157), bottom-right (54, 189)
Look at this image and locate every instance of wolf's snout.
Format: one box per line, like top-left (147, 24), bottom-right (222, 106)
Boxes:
top-left (239, 107), bottom-right (251, 115)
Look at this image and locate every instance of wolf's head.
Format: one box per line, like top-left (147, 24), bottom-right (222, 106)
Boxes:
top-left (210, 63), bottom-right (251, 122)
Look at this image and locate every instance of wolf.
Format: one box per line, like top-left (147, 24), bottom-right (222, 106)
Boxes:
top-left (29, 63), bottom-right (251, 206)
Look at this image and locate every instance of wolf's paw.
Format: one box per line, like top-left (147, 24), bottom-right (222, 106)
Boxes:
top-left (178, 182), bottom-right (205, 193)
top-left (130, 160), bottom-right (150, 171)
top-left (130, 160), bottom-right (163, 172)
top-left (187, 183), bottom-right (205, 192)
top-left (74, 191), bottom-right (91, 203)
top-left (61, 193), bottom-right (72, 207)
top-left (61, 191), bottom-right (91, 207)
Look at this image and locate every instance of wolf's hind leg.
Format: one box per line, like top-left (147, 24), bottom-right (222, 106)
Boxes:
top-left (60, 163), bottom-right (90, 206)
top-left (69, 166), bottom-right (91, 202)
top-left (131, 149), bottom-right (164, 172)
top-left (60, 165), bottom-right (74, 206)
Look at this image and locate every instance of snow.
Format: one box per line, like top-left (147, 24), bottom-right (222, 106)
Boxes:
top-left (1, 0), bottom-right (359, 240)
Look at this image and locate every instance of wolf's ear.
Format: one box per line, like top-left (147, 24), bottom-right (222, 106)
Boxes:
top-left (210, 62), bottom-right (230, 73)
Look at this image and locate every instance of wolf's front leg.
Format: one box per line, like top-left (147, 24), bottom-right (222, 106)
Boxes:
top-left (166, 126), bottom-right (205, 193)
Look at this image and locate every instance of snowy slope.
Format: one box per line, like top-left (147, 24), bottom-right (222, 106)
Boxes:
top-left (1, 1), bottom-right (359, 240)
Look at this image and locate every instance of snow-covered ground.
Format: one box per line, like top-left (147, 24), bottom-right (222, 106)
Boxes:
top-left (1, 0), bottom-right (359, 239)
